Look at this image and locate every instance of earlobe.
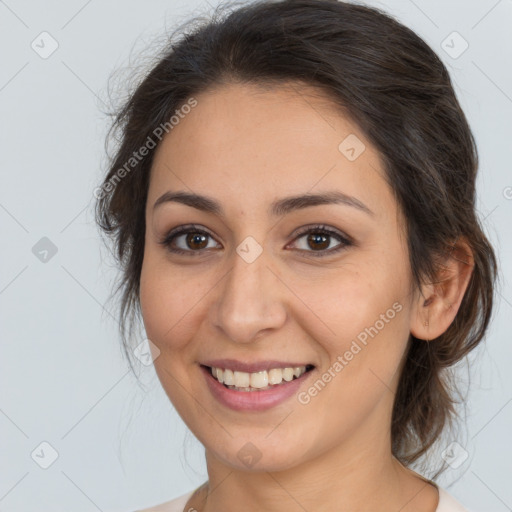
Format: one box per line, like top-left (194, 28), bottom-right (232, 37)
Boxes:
top-left (410, 237), bottom-right (474, 342)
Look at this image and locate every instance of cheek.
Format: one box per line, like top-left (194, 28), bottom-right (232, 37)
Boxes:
top-left (293, 263), bottom-right (410, 393)
top-left (294, 262), bottom-right (404, 344)
top-left (139, 251), bottom-right (212, 352)
top-left (295, 299), bottom-right (409, 453)
top-left (139, 252), bottom-right (182, 348)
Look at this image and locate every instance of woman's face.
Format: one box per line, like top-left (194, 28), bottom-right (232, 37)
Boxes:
top-left (140, 82), bottom-right (422, 472)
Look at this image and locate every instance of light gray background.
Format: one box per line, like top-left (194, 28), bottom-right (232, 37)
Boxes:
top-left (1, 0), bottom-right (511, 511)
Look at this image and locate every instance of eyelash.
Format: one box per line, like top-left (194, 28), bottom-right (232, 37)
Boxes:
top-left (158, 223), bottom-right (353, 258)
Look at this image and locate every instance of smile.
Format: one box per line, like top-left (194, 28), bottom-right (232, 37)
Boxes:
top-left (209, 365), bottom-right (312, 391)
top-left (200, 362), bottom-right (316, 411)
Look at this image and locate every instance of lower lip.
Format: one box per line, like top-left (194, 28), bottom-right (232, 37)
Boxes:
top-left (201, 365), bottom-right (313, 412)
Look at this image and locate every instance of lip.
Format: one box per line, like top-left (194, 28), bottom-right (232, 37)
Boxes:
top-left (200, 364), bottom-right (315, 412)
top-left (202, 359), bottom-right (313, 373)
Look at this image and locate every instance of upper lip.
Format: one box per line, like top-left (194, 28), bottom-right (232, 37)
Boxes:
top-left (201, 359), bottom-right (314, 373)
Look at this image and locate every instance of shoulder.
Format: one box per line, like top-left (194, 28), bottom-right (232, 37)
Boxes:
top-left (134, 489), bottom-right (195, 512)
top-left (436, 487), bottom-right (471, 512)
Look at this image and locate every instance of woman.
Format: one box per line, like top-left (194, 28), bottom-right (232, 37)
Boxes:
top-left (95, 1), bottom-right (497, 510)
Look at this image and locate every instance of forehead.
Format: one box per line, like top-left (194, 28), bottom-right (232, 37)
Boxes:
top-left (148, 82), bottom-right (393, 220)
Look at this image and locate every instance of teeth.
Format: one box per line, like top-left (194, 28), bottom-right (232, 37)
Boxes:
top-left (234, 371), bottom-right (250, 388)
top-left (223, 368), bottom-right (234, 385)
top-left (210, 365), bottom-right (308, 390)
top-left (250, 371), bottom-right (268, 389)
top-left (268, 368), bottom-right (283, 385)
top-left (282, 368), bottom-right (294, 382)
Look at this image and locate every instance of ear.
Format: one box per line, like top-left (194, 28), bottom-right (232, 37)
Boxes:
top-left (410, 236), bottom-right (474, 341)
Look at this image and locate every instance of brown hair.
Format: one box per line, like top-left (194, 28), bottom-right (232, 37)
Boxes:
top-left (95, 0), bottom-right (498, 478)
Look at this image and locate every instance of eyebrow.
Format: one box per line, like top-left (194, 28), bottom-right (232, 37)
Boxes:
top-left (153, 190), bottom-right (374, 217)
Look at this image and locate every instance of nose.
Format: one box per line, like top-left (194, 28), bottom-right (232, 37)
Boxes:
top-left (209, 245), bottom-right (288, 344)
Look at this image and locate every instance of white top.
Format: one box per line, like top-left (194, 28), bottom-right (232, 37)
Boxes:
top-left (135, 485), bottom-right (471, 511)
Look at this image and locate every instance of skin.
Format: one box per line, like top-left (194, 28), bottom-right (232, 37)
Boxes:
top-left (139, 82), bottom-right (474, 512)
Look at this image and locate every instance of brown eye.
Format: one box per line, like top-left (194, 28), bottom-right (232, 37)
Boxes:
top-left (185, 232), bottom-right (209, 250)
top-left (159, 223), bottom-right (352, 258)
top-left (289, 224), bottom-right (352, 257)
top-left (305, 232), bottom-right (331, 251)
top-left (159, 224), bottom-right (220, 255)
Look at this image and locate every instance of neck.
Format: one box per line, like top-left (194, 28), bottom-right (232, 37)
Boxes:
top-left (189, 439), bottom-right (438, 512)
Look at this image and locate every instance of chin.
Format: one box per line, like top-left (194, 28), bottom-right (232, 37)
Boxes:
top-left (204, 431), bottom-right (313, 473)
